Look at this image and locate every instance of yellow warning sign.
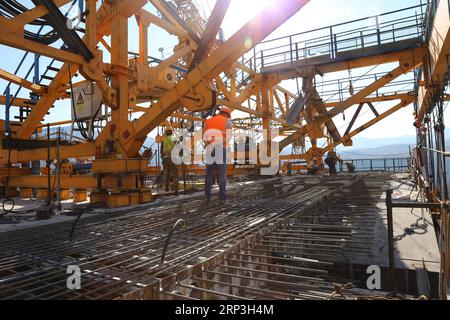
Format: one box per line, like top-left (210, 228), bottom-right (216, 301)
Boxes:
top-left (76, 93), bottom-right (84, 105)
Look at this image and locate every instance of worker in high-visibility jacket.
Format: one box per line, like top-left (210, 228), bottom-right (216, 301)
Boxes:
top-left (203, 107), bottom-right (233, 201)
top-left (161, 127), bottom-right (179, 194)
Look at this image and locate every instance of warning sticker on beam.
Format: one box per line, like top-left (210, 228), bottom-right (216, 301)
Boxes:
top-left (71, 83), bottom-right (103, 120)
top-left (76, 93), bottom-right (85, 105)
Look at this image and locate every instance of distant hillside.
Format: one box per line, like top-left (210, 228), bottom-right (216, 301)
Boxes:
top-left (342, 136), bottom-right (416, 150)
top-left (338, 141), bottom-right (450, 160)
top-left (338, 144), bottom-right (412, 159)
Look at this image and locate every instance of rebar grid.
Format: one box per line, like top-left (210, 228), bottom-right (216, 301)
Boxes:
top-left (0, 174), bottom-right (389, 300)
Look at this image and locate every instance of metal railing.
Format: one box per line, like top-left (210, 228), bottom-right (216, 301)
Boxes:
top-left (318, 71), bottom-right (416, 103)
top-left (338, 157), bottom-right (411, 173)
top-left (242, 3), bottom-right (426, 71)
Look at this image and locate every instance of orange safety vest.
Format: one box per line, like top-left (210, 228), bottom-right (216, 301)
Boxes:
top-left (204, 115), bottom-right (229, 148)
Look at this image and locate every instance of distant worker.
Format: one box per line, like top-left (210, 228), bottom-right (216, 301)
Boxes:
top-left (161, 127), bottom-right (179, 194)
top-left (346, 162), bottom-right (356, 174)
top-left (325, 151), bottom-right (338, 176)
top-left (204, 107), bottom-right (233, 202)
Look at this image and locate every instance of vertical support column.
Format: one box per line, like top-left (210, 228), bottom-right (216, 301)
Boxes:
top-left (5, 86), bottom-right (10, 134)
top-left (110, 12), bottom-right (130, 151)
top-left (386, 189), bottom-right (397, 293)
top-left (86, 0), bottom-right (97, 49)
top-left (375, 15), bottom-right (382, 46)
top-left (230, 67), bottom-right (236, 99)
top-left (137, 15), bottom-right (149, 64)
top-left (46, 124), bottom-right (51, 204)
top-left (56, 127), bottom-right (61, 210)
top-left (269, 87), bottom-right (275, 116)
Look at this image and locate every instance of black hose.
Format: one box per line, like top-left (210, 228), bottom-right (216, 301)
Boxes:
top-left (69, 209), bottom-right (85, 239)
top-left (69, 202), bottom-right (105, 239)
top-left (161, 219), bottom-right (186, 264)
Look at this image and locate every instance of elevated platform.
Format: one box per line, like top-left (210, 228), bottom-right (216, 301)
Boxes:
top-left (261, 39), bottom-right (422, 76)
top-left (245, 4), bottom-right (425, 77)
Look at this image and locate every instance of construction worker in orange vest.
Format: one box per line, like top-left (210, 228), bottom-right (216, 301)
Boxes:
top-left (203, 107), bottom-right (233, 202)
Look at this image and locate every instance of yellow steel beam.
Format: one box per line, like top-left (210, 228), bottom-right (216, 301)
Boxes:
top-left (8, 175), bottom-right (97, 189)
top-left (324, 93), bottom-right (414, 108)
top-left (136, 9), bottom-right (190, 40)
top-left (279, 57), bottom-right (420, 151)
top-left (219, 98), bottom-right (264, 117)
top-left (15, 63), bottom-right (79, 139)
top-left (190, 0), bottom-right (231, 70)
top-left (13, 0), bottom-right (73, 26)
top-left (324, 60), bottom-right (419, 120)
top-left (14, 0), bottom-right (146, 139)
top-left (148, 0), bottom-right (200, 43)
top-left (130, 106), bottom-right (204, 123)
top-left (0, 20), bottom-right (85, 65)
top-left (273, 90), bottom-right (286, 117)
top-left (126, 0), bottom-right (311, 156)
top-left (324, 95), bottom-right (415, 151)
top-left (96, 0), bottom-right (148, 36)
top-left (110, 13), bottom-right (130, 141)
top-left (0, 96), bottom-right (35, 108)
top-left (0, 68), bottom-right (45, 93)
top-left (0, 142), bottom-right (95, 165)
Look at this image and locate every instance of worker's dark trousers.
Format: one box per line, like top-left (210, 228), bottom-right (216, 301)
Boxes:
top-left (205, 147), bottom-right (227, 200)
top-left (329, 165), bottom-right (337, 175)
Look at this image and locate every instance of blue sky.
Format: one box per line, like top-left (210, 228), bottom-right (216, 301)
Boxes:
top-left (0, 0), bottom-right (447, 145)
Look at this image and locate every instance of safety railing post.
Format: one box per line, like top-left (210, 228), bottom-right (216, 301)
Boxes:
top-left (376, 15), bottom-right (382, 45)
top-left (289, 35), bottom-right (293, 63)
top-left (333, 34), bottom-right (338, 58)
top-left (329, 26), bottom-right (334, 59)
top-left (375, 74), bottom-right (379, 97)
top-left (392, 24), bottom-right (396, 42)
top-left (260, 50), bottom-right (264, 69)
top-left (415, 12), bottom-right (420, 36)
top-left (304, 43), bottom-right (307, 61)
top-left (385, 189), bottom-right (398, 293)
